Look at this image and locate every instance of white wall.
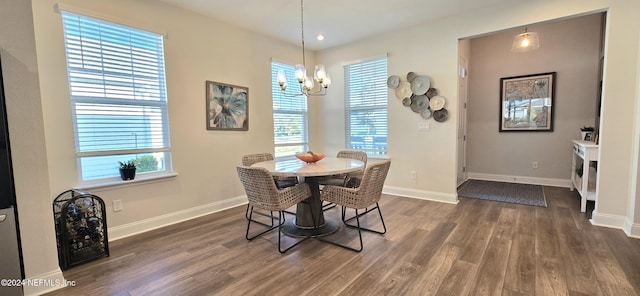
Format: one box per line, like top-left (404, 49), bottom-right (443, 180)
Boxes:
top-left (3, 0), bottom-right (639, 294)
top-left (318, 28), bottom-right (461, 203)
top-left (631, 32), bottom-right (640, 237)
top-left (30, 0), bottom-right (316, 228)
top-left (594, 1), bottom-right (640, 229)
top-left (466, 14), bottom-right (601, 182)
top-left (24, 0), bottom-right (317, 294)
top-left (318, 0), bottom-right (639, 227)
top-left (0, 0), bottom-right (64, 294)
top-left (637, 32), bottom-right (640, 230)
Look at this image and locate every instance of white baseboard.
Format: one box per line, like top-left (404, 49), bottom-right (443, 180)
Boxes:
top-left (590, 210), bottom-right (628, 230)
top-left (108, 187), bottom-right (459, 242)
top-left (466, 172), bottom-right (571, 188)
top-left (624, 220), bottom-right (640, 238)
top-left (108, 195), bottom-right (247, 241)
top-left (383, 186), bottom-right (458, 204)
top-left (22, 268), bottom-right (65, 296)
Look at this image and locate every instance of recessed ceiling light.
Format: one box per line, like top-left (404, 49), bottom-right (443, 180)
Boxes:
top-left (316, 34), bottom-right (325, 41)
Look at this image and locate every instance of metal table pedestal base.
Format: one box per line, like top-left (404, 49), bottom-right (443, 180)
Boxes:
top-left (281, 219), bottom-right (339, 238)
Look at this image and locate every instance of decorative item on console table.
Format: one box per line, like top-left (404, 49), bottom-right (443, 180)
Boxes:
top-left (581, 126), bottom-right (595, 141)
top-left (118, 160), bottom-right (137, 181)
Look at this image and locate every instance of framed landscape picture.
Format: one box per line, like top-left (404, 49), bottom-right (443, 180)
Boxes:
top-left (499, 72), bottom-right (555, 132)
top-left (206, 81), bottom-right (248, 131)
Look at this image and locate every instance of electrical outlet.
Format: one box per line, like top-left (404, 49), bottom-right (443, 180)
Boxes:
top-left (410, 171), bottom-right (417, 180)
top-left (113, 200), bottom-right (123, 212)
top-left (532, 162), bottom-right (538, 169)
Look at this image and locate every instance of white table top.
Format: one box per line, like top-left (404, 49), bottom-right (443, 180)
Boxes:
top-left (573, 139), bottom-right (598, 148)
top-left (251, 157), bottom-right (364, 177)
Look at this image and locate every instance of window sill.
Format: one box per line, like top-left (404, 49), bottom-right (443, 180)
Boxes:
top-left (75, 173), bottom-right (178, 191)
top-left (368, 155), bottom-right (391, 160)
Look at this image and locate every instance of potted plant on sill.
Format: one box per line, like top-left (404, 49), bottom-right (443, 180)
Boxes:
top-left (119, 160), bottom-right (137, 181)
top-left (580, 126), bottom-right (594, 141)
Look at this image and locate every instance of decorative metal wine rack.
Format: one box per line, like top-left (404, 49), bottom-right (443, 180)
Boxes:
top-left (53, 189), bottom-right (109, 270)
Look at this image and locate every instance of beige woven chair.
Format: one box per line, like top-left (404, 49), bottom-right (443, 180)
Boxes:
top-left (241, 153), bottom-right (298, 224)
top-left (237, 165), bottom-right (313, 253)
top-left (241, 153), bottom-right (271, 165)
top-left (242, 153), bottom-right (298, 188)
top-left (319, 150), bottom-right (368, 210)
top-left (320, 150), bottom-right (367, 185)
top-left (318, 160), bottom-right (390, 252)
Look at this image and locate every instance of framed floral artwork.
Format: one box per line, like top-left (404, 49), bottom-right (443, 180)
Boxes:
top-left (499, 72), bottom-right (555, 132)
top-left (206, 81), bottom-right (248, 131)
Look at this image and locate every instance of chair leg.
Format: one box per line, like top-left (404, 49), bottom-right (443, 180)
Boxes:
top-left (322, 201), bottom-right (336, 211)
top-left (278, 211), bottom-right (310, 253)
top-left (342, 203), bottom-right (386, 234)
top-left (245, 207), bottom-right (278, 240)
top-left (245, 204), bottom-right (276, 227)
top-left (317, 207), bottom-right (363, 252)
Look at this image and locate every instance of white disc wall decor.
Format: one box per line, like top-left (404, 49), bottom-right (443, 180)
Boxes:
top-left (429, 96), bottom-right (446, 111)
top-left (394, 81), bottom-right (412, 101)
top-left (388, 71), bottom-right (447, 123)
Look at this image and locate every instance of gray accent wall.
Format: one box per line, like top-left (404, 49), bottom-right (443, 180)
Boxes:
top-left (466, 13), bottom-right (602, 181)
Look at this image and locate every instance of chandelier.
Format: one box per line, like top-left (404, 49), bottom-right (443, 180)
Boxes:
top-left (276, 0), bottom-right (330, 96)
top-left (511, 27), bottom-right (540, 52)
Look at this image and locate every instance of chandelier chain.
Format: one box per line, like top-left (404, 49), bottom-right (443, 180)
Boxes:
top-left (276, 0), bottom-right (329, 97)
top-left (300, 0), bottom-right (306, 68)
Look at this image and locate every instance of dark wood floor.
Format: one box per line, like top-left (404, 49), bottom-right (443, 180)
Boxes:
top-left (46, 186), bottom-right (640, 296)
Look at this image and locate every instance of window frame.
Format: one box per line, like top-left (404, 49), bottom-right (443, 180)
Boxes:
top-left (344, 57), bottom-right (389, 156)
top-left (60, 10), bottom-right (173, 185)
top-left (271, 61), bottom-right (309, 159)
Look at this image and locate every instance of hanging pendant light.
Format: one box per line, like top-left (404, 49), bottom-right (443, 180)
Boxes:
top-left (277, 0), bottom-right (330, 96)
top-left (511, 27), bottom-right (540, 52)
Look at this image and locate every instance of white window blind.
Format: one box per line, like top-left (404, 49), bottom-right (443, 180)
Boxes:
top-left (61, 11), bottom-right (172, 182)
top-left (344, 57), bottom-right (388, 155)
top-left (271, 62), bottom-right (308, 158)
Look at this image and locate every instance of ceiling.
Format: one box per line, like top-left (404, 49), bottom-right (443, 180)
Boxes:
top-left (157, 0), bottom-right (510, 50)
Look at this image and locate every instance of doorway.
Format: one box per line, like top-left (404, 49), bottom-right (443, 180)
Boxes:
top-left (456, 55), bottom-right (468, 187)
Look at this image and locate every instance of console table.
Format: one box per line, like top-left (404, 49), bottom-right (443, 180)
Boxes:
top-left (570, 140), bottom-right (598, 212)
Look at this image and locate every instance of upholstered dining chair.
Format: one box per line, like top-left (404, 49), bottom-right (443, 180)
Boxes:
top-left (241, 153), bottom-right (298, 224)
top-left (319, 150), bottom-right (368, 210)
top-left (236, 165), bottom-right (313, 253)
top-left (318, 160), bottom-right (390, 252)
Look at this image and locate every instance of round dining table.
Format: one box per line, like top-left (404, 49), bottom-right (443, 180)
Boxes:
top-left (251, 157), bottom-right (364, 237)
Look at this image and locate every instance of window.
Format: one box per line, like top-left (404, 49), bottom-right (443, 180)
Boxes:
top-left (344, 57), bottom-right (388, 155)
top-left (271, 61), bottom-right (308, 158)
top-left (61, 11), bottom-right (172, 182)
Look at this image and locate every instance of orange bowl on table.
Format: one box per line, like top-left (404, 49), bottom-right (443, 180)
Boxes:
top-left (295, 152), bottom-right (325, 163)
